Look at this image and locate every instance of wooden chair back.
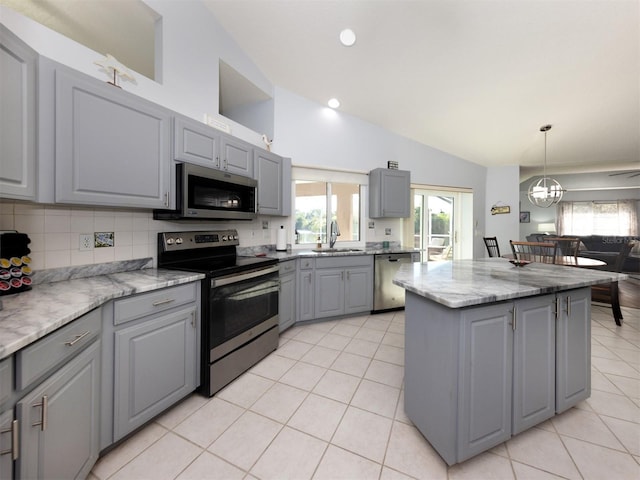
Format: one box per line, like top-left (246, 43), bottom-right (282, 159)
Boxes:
top-left (543, 237), bottom-right (581, 258)
top-left (510, 240), bottom-right (558, 264)
top-left (483, 237), bottom-right (501, 257)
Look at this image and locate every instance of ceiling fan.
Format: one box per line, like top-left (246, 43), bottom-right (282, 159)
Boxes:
top-left (608, 170), bottom-right (640, 178)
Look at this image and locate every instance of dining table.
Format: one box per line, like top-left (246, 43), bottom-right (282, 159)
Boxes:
top-left (502, 254), bottom-right (606, 268)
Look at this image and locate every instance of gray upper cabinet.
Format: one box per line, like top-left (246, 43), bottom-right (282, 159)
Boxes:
top-left (220, 135), bottom-right (254, 177)
top-left (0, 25), bottom-right (37, 201)
top-left (16, 340), bottom-right (101, 480)
top-left (369, 168), bottom-right (411, 218)
top-left (254, 149), bottom-right (291, 216)
top-left (556, 288), bottom-right (591, 413)
top-left (173, 115), bottom-right (221, 168)
top-left (54, 63), bottom-right (172, 208)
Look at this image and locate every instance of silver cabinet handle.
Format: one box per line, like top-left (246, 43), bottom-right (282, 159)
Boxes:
top-left (32, 395), bottom-right (48, 431)
top-left (152, 298), bottom-right (175, 307)
top-left (511, 306), bottom-right (517, 331)
top-left (566, 296), bottom-right (571, 317)
top-left (65, 330), bottom-right (90, 346)
top-left (164, 192), bottom-right (169, 207)
top-left (0, 419), bottom-right (19, 460)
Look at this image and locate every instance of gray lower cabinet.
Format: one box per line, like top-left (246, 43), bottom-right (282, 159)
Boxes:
top-left (254, 149), bottom-right (291, 216)
top-left (405, 288), bottom-right (590, 465)
top-left (298, 259), bottom-right (316, 322)
top-left (511, 294), bottom-right (556, 434)
top-left (109, 283), bottom-right (199, 442)
top-left (279, 260), bottom-right (296, 332)
top-left (0, 410), bottom-right (16, 480)
top-left (0, 24), bottom-right (38, 201)
top-left (368, 168), bottom-right (411, 218)
top-left (314, 256), bottom-right (373, 319)
top-left (53, 62), bottom-right (172, 208)
top-left (16, 340), bottom-right (101, 480)
top-left (556, 288), bottom-right (591, 413)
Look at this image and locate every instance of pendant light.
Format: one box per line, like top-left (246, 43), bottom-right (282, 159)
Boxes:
top-left (527, 124), bottom-right (565, 208)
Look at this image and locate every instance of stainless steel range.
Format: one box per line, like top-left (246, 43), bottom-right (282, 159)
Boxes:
top-left (158, 230), bottom-right (279, 396)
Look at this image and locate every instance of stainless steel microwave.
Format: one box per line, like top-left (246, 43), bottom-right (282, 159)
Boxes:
top-left (153, 163), bottom-right (257, 220)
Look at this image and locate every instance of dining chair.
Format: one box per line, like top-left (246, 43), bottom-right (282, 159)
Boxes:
top-left (591, 241), bottom-right (634, 326)
top-left (509, 240), bottom-right (558, 264)
top-left (483, 237), bottom-right (501, 257)
top-left (543, 237), bottom-right (581, 258)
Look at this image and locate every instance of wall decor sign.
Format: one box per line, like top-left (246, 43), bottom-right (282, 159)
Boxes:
top-left (519, 211), bottom-right (531, 223)
top-left (490, 205), bottom-right (511, 215)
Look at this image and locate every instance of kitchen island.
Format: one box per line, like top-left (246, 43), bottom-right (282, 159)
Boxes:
top-left (393, 258), bottom-right (625, 465)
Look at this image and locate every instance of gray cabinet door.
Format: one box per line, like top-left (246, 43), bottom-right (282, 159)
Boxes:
top-left (173, 115), bottom-right (221, 168)
top-left (55, 65), bottom-right (172, 208)
top-left (344, 266), bottom-right (373, 314)
top-left (459, 303), bottom-right (513, 462)
top-left (0, 410), bottom-right (15, 480)
top-left (298, 269), bottom-right (315, 322)
top-left (512, 294), bottom-right (556, 434)
top-left (220, 135), bottom-right (253, 176)
top-left (279, 271), bottom-right (296, 332)
top-left (113, 306), bottom-right (197, 441)
top-left (314, 268), bottom-right (345, 319)
top-left (0, 25), bottom-right (37, 200)
top-left (556, 288), bottom-right (591, 413)
top-left (369, 168), bottom-right (411, 218)
top-left (16, 340), bottom-right (101, 480)
top-left (254, 150), bottom-right (291, 216)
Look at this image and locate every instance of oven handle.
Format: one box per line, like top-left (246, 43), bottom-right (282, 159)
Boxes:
top-left (211, 264), bottom-right (280, 288)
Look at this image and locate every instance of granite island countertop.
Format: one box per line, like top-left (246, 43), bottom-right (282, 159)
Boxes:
top-left (393, 258), bottom-right (626, 308)
top-left (0, 269), bottom-right (204, 360)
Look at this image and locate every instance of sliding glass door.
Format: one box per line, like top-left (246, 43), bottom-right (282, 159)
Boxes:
top-left (411, 188), bottom-right (473, 262)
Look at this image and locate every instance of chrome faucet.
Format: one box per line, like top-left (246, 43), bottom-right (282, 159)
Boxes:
top-left (329, 221), bottom-right (340, 248)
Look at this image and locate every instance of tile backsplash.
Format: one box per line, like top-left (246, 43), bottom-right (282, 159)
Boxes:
top-left (0, 200), bottom-right (281, 271)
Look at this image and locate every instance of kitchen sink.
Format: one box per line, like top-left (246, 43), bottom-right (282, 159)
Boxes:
top-left (312, 248), bottom-right (364, 253)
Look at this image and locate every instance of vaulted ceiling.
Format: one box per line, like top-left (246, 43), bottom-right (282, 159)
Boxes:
top-left (204, 0), bottom-right (639, 178)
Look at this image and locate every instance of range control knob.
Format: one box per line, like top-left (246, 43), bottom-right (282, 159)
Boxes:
top-left (222, 235), bottom-right (228, 241)
top-left (166, 238), bottom-right (175, 245)
top-left (175, 238), bottom-right (183, 244)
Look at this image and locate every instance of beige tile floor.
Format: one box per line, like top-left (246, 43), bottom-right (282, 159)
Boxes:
top-left (90, 304), bottom-right (640, 480)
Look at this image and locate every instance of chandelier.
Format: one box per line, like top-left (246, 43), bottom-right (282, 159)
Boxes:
top-left (527, 124), bottom-right (565, 208)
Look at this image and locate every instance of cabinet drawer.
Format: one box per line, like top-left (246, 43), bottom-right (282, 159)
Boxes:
top-left (316, 255), bottom-right (372, 269)
top-left (114, 283), bottom-right (197, 326)
top-left (15, 307), bottom-right (101, 391)
top-left (299, 258), bottom-right (314, 270)
top-left (280, 260), bottom-right (296, 274)
top-left (0, 357), bottom-right (12, 407)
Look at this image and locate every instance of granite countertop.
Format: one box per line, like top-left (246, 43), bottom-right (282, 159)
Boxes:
top-left (0, 269), bottom-right (204, 360)
top-left (257, 247), bottom-right (419, 262)
top-left (393, 258), bottom-right (626, 308)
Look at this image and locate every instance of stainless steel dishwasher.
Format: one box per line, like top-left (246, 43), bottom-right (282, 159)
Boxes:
top-left (373, 252), bottom-right (418, 312)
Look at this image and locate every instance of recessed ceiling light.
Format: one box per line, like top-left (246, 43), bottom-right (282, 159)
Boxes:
top-left (328, 98), bottom-right (340, 109)
top-left (339, 28), bottom-right (356, 47)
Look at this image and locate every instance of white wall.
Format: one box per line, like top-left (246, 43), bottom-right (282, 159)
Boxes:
top-left (273, 88), bottom-right (488, 259)
top-left (0, 2), bottom-right (491, 264)
top-left (485, 166), bottom-right (520, 256)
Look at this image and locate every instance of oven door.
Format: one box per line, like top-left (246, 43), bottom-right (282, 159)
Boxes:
top-left (208, 266), bottom-right (279, 359)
